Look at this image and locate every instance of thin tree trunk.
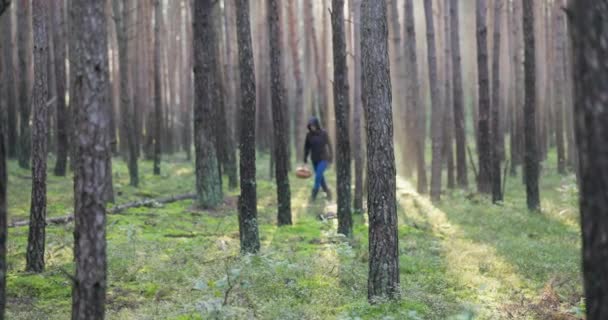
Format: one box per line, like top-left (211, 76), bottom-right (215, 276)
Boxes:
top-left (451, 0), bottom-right (467, 188)
top-left (404, 0), bottom-right (427, 194)
top-left (0, 5), bottom-right (8, 318)
top-left (268, 0), bottom-right (292, 226)
top-left (331, 0), bottom-right (352, 237)
top-left (3, 7), bottom-right (17, 159)
top-left (425, 0), bottom-right (444, 202)
top-left (570, 1), bottom-right (608, 318)
top-left (235, 0), bottom-right (260, 254)
top-left (69, 0), bottom-right (110, 317)
top-left (153, 0), bottom-right (162, 175)
top-left (361, 0), bottom-right (399, 301)
top-left (287, 0), bottom-right (304, 163)
top-left (26, 0), bottom-right (49, 273)
top-left (53, 0), bottom-right (68, 176)
top-left (17, 0), bottom-right (32, 169)
top-left (523, 0), bottom-right (540, 211)
top-left (476, 0), bottom-right (492, 194)
top-left (443, 0), bottom-right (455, 190)
top-left (553, 2), bottom-right (566, 175)
top-left (352, 0), bottom-right (364, 214)
top-left (193, 0), bottom-right (223, 208)
top-left (491, 0), bottom-right (503, 203)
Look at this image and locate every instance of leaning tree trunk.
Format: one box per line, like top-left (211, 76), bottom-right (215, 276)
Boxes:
top-left (491, 0), bottom-right (503, 203)
top-left (267, 0), bottom-right (292, 226)
top-left (451, 0), bottom-right (467, 188)
top-left (424, 0), bottom-right (444, 202)
top-left (3, 6), bottom-right (18, 159)
top-left (361, 0), bottom-right (399, 301)
top-left (26, 0), bottom-right (49, 273)
top-left (53, 0), bottom-right (69, 177)
top-left (69, 0), bottom-right (110, 317)
top-left (193, 0), bottom-right (223, 208)
top-left (331, 0), bottom-right (352, 237)
top-left (570, 1), bottom-right (608, 318)
top-left (476, 0), bottom-right (492, 194)
top-left (153, 0), bottom-right (162, 175)
top-left (235, 0), bottom-right (260, 254)
top-left (404, 0), bottom-right (427, 194)
top-left (352, 0), bottom-right (365, 214)
top-left (17, 0), bottom-right (32, 169)
top-left (523, 0), bottom-right (540, 211)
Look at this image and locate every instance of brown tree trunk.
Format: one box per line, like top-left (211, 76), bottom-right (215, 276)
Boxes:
top-left (26, 0), bottom-right (50, 273)
top-left (153, 0), bottom-right (162, 175)
top-left (235, 0), bottom-right (260, 254)
top-left (523, 0), bottom-right (540, 211)
top-left (491, 0), bottom-right (503, 202)
top-left (267, 0), bottom-right (292, 226)
top-left (17, 0), bottom-right (32, 169)
top-left (404, 0), bottom-right (427, 194)
top-left (287, 0), bottom-right (304, 162)
top-left (451, 0), bottom-right (468, 188)
top-left (443, 0), bottom-right (455, 190)
top-left (553, 2), bottom-right (566, 175)
top-left (3, 6), bottom-right (18, 159)
top-left (425, 0), bottom-right (444, 202)
top-left (69, 0), bottom-right (110, 317)
top-left (52, 0), bottom-right (69, 176)
top-left (0, 5), bottom-right (8, 318)
top-left (476, 0), bottom-right (492, 194)
top-left (352, 0), bottom-right (364, 214)
top-left (193, 0), bottom-right (223, 208)
top-left (570, 2), bottom-right (608, 318)
top-left (361, 0), bottom-right (399, 301)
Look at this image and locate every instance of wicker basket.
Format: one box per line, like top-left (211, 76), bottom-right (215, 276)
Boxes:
top-left (295, 166), bottom-right (313, 179)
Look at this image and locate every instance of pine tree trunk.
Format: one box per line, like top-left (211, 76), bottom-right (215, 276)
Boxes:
top-left (352, 0), bottom-right (364, 214)
top-left (491, 0), bottom-right (503, 203)
top-left (153, 0), bottom-right (162, 175)
top-left (361, 0), bottom-right (399, 301)
top-left (52, 1), bottom-right (69, 176)
top-left (443, 0), bottom-right (455, 190)
top-left (26, 0), bottom-right (49, 273)
top-left (193, 0), bottom-right (223, 208)
top-left (523, 0), bottom-right (540, 211)
top-left (287, 0), bottom-right (304, 163)
top-left (425, 0), bottom-right (444, 202)
top-left (451, 0), bottom-right (468, 188)
top-left (553, 3), bottom-right (566, 175)
top-left (0, 6), bottom-right (8, 318)
top-left (235, 0), bottom-right (260, 254)
top-left (570, 2), bottom-right (608, 318)
top-left (403, 0), bottom-right (427, 194)
top-left (3, 8), bottom-right (17, 159)
top-left (17, 0), bottom-right (32, 169)
top-left (267, 0), bottom-right (292, 226)
top-left (476, 0), bottom-right (492, 194)
top-left (331, 0), bottom-right (352, 237)
top-left (70, 0), bottom-right (110, 317)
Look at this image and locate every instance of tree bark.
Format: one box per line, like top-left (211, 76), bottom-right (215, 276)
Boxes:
top-left (0, 4), bottom-right (8, 318)
top-left (17, 0), bottom-right (32, 169)
top-left (476, 0), bottom-right (492, 194)
top-left (3, 6), bottom-right (18, 159)
top-left (443, 0), bottom-right (455, 190)
top-left (287, 0), bottom-right (304, 163)
top-left (235, 0), bottom-right (260, 254)
top-left (331, 0), bottom-right (352, 237)
top-left (52, 0), bottom-right (68, 176)
top-left (267, 0), bottom-right (291, 226)
top-left (153, 0), bottom-right (162, 175)
top-left (523, 0), bottom-right (540, 211)
top-left (69, 0), bottom-right (110, 317)
top-left (491, 0), bottom-right (503, 203)
top-left (352, 0), bottom-right (364, 214)
top-left (193, 0), bottom-right (223, 208)
top-left (570, 1), bottom-right (608, 318)
top-left (361, 0), bottom-right (399, 301)
top-left (404, 0), bottom-right (427, 194)
top-left (451, 0), bottom-right (467, 188)
top-left (26, 0), bottom-right (49, 273)
top-left (425, 0), bottom-right (444, 202)
top-left (553, 2), bottom-right (566, 175)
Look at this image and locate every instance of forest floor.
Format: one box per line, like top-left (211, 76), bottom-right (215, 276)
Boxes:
top-left (5, 153), bottom-right (583, 319)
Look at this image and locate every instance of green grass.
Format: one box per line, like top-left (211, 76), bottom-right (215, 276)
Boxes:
top-left (5, 151), bottom-right (583, 319)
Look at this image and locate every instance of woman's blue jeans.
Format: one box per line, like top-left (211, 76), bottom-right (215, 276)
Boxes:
top-left (312, 160), bottom-right (329, 198)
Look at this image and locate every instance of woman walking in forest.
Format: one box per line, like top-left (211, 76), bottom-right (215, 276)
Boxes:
top-left (304, 117), bottom-right (333, 202)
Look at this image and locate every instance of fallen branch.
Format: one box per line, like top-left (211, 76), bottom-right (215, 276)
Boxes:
top-left (9, 193), bottom-right (196, 228)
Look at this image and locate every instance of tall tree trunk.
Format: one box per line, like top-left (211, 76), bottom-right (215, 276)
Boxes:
top-left (235, 0), bottom-right (260, 254)
top-left (451, 0), bottom-right (468, 188)
top-left (443, 0), bottom-right (455, 190)
top-left (26, 0), bottom-right (49, 273)
top-left (523, 0), bottom-right (540, 211)
top-left (0, 5), bottom-right (8, 318)
top-left (3, 7), bottom-right (17, 159)
top-left (491, 0), bottom-right (503, 202)
top-left (53, 0), bottom-right (68, 176)
top-left (570, 2), bottom-right (608, 318)
top-left (268, 0), bottom-right (291, 226)
top-left (153, 0), bottom-right (162, 175)
top-left (404, 0), bottom-right (427, 194)
top-left (331, 0), bottom-right (352, 237)
top-left (112, 0), bottom-right (139, 187)
top-left (17, 0), bottom-right (32, 169)
top-left (193, 0), bottom-right (223, 208)
top-left (553, 2), bottom-right (566, 175)
top-left (361, 0), bottom-right (399, 301)
top-left (70, 0), bottom-right (110, 317)
top-left (287, 0), bottom-right (304, 163)
top-left (352, 0), bottom-right (364, 214)
top-left (424, 0), bottom-right (444, 202)
top-left (476, 0), bottom-right (492, 194)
